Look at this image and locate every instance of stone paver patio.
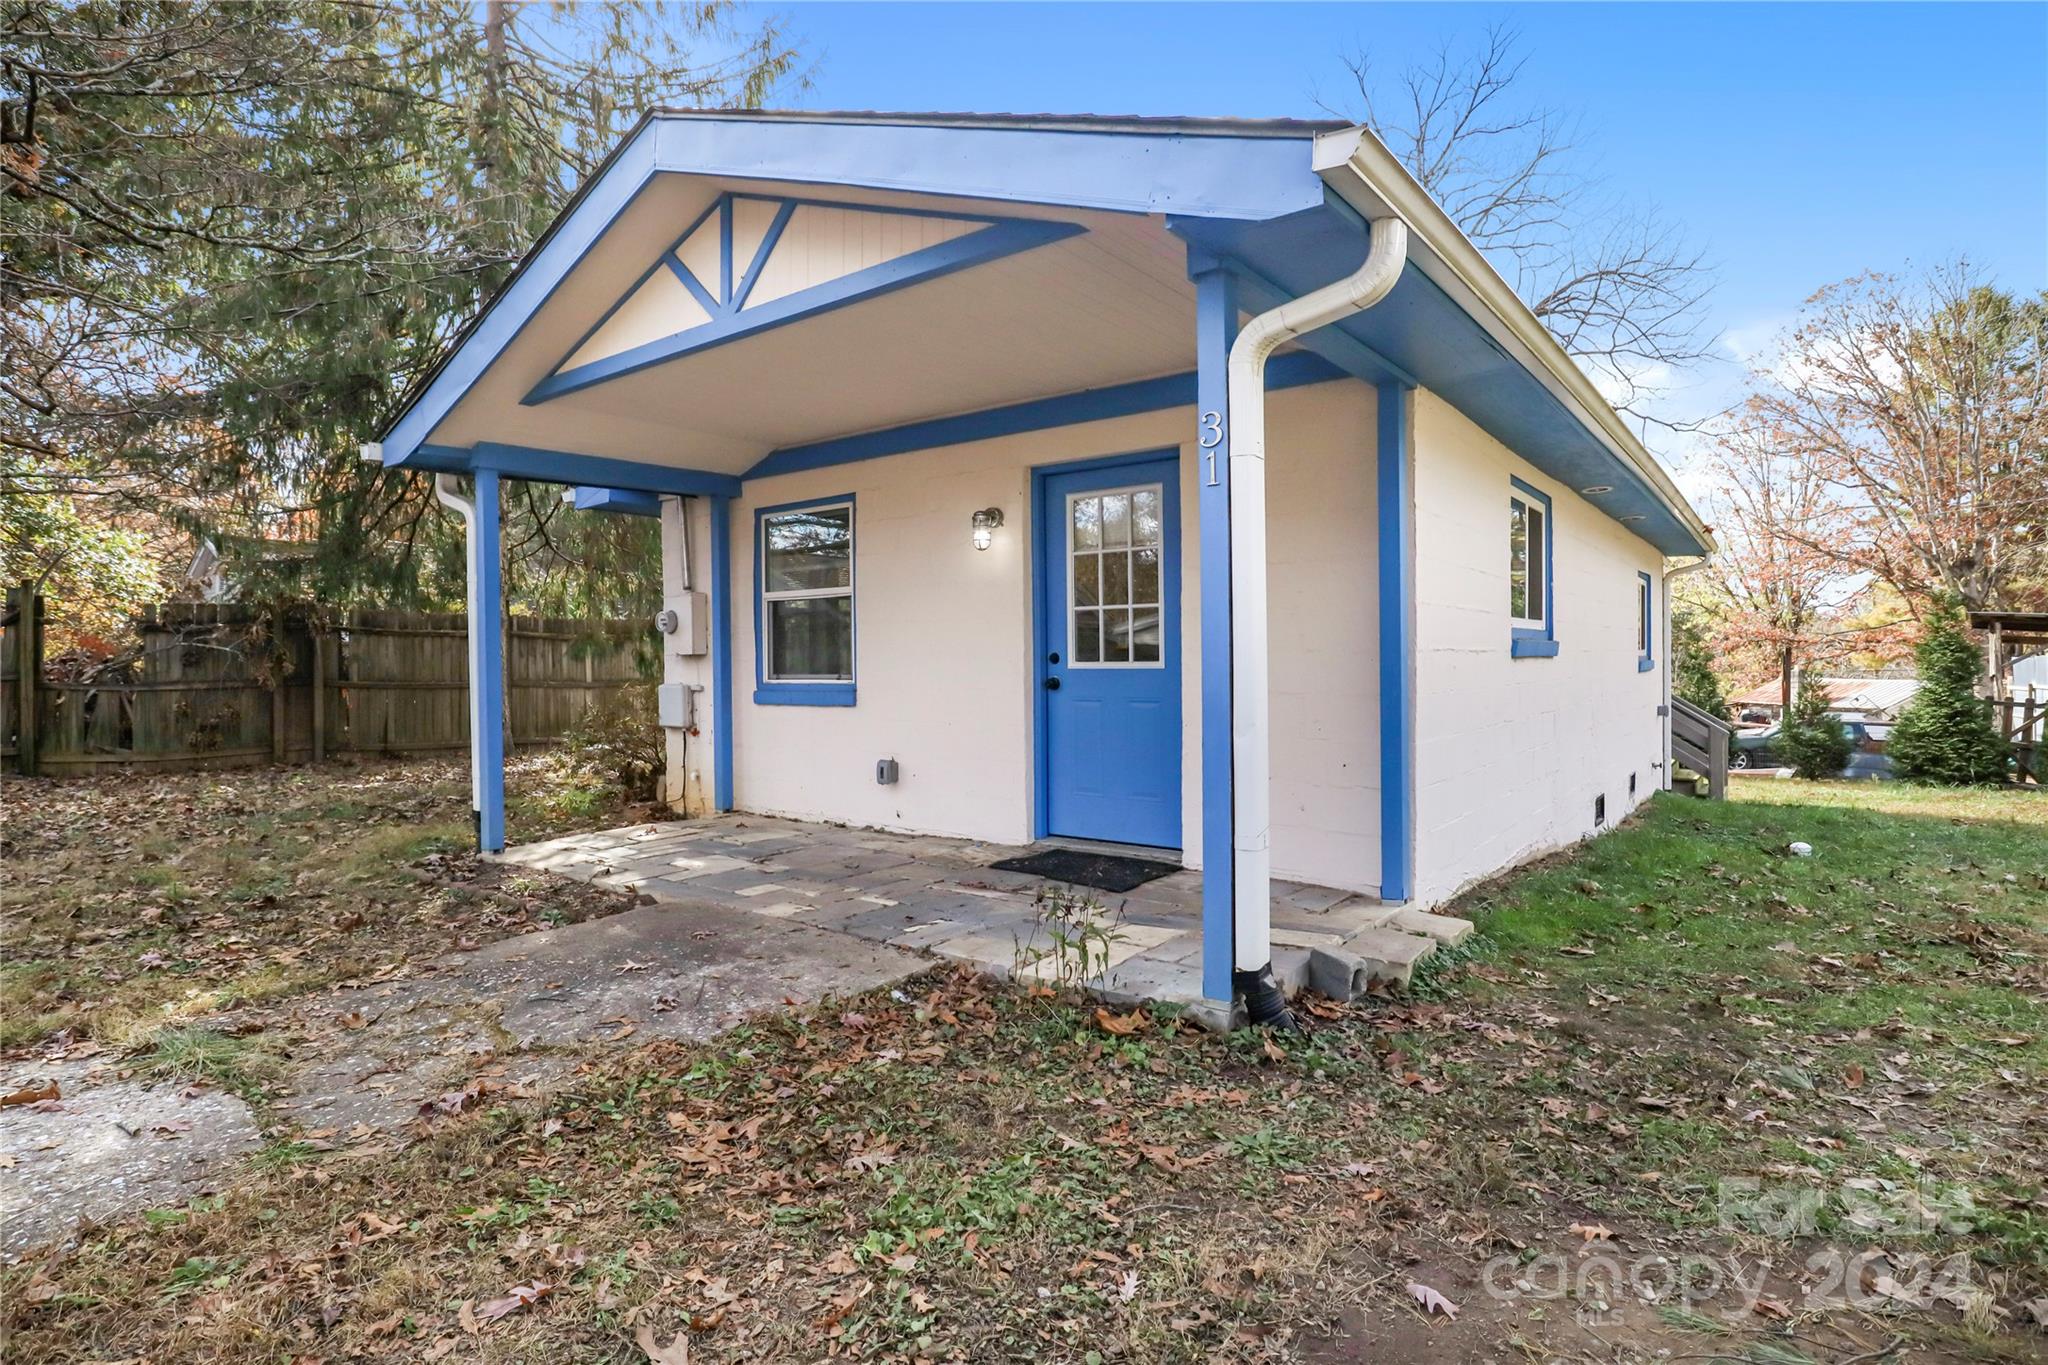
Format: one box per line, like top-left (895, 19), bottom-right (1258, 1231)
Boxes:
top-left (496, 814), bottom-right (1470, 1027)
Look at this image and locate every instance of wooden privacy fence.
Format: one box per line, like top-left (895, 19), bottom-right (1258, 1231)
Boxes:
top-left (1, 588), bottom-right (653, 777)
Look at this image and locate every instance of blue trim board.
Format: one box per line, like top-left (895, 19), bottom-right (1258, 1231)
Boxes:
top-left (1510, 475), bottom-right (1558, 659)
top-left (1376, 382), bottom-right (1415, 905)
top-left (753, 493), bottom-right (858, 707)
top-left (1192, 265), bottom-right (1237, 1001)
top-left (1029, 446), bottom-right (1184, 846)
top-left (1637, 571), bottom-right (1657, 672)
top-left (710, 495), bottom-right (734, 813)
top-left (473, 467), bottom-right (507, 853)
top-left (749, 352), bottom-right (1343, 482)
top-left (568, 486), bottom-right (661, 517)
top-left (527, 206), bottom-right (1086, 405)
top-left (410, 443), bottom-right (740, 498)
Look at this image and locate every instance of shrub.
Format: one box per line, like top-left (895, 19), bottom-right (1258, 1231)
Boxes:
top-left (1779, 672), bottom-right (1851, 779)
top-left (1888, 603), bottom-right (2009, 785)
top-left (560, 684), bottom-right (665, 803)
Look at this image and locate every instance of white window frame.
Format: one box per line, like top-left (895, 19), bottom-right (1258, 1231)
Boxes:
top-left (1065, 482), bottom-right (1166, 670)
top-left (760, 500), bottom-right (855, 685)
top-left (1509, 492), bottom-right (1547, 630)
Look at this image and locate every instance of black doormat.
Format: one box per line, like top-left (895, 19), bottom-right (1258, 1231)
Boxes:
top-left (989, 847), bottom-right (1181, 894)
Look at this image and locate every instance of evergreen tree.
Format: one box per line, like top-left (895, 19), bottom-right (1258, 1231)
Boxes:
top-left (1671, 607), bottom-right (1731, 723)
top-left (1888, 602), bottom-right (2010, 784)
top-left (3, 1), bottom-right (801, 620)
top-left (1780, 671), bottom-right (1851, 779)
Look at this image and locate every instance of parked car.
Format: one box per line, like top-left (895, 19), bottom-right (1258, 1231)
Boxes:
top-left (1731, 718), bottom-right (1892, 778)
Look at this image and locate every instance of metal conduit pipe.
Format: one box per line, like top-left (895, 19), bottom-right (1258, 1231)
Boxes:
top-left (1224, 214), bottom-right (1410, 1024)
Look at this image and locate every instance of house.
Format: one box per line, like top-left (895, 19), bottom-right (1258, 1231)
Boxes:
top-left (1729, 676), bottom-right (1923, 724)
top-left (367, 110), bottom-right (1714, 1014)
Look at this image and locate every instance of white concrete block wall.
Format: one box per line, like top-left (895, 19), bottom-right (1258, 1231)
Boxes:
top-left (659, 378), bottom-right (1385, 895)
top-left (1410, 389), bottom-right (1667, 905)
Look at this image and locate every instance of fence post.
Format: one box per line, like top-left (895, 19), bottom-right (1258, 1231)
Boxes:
top-left (12, 582), bottom-right (40, 777)
top-left (310, 626), bottom-right (327, 764)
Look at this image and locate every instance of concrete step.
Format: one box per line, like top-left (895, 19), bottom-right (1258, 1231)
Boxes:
top-left (1334, 925), bottom-right (1439, 990)
top-left (1384, 908), bottom-right (1475, 946)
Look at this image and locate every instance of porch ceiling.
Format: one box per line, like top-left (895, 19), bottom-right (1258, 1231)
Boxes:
top-left (422, 176), bottom-right (1201, 475)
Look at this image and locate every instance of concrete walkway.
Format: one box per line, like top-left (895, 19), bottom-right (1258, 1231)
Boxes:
top-left (1, 902), bottom-right (924, 1258)
top-left (496, 814), bottom-right (1471, 1028)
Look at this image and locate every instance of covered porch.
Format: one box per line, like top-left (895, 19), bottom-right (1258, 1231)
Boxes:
top-left (495, 812), bottom-right (1467, 1027)
top-left (369, 112), bottom-right (1441, 1014)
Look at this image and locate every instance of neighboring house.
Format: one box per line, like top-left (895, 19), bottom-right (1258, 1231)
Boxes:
top-left (1730, 677), bottom-right (1922, 724)
top-left (368, 110), bottom-right (1713, 1004)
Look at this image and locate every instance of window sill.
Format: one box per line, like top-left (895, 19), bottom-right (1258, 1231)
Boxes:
top-left (1637, 657), bottom-right (1656, 673)
top-left (754, 683), bottom-right (856, 707)
top-left (1510, 636), bottom-right (1559, 658)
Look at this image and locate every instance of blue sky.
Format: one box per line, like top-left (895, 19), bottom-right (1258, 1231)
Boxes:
top-left (757, 1), bottom-right (2047, 468)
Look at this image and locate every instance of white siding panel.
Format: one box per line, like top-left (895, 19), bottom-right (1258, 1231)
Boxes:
top-left (562, 267), bottom-right (711, 371)
top-left (660, 380), bottom-right (1385, 895)
top-left (1410, 389), bottom-right (1666, 905)
top-left (744, 206), bottom-right (979, 309)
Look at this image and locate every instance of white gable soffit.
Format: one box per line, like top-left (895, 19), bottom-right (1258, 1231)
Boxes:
top-left (1313, 127), bottom-right (1716, 558)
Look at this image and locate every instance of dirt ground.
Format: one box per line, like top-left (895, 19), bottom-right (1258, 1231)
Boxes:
top-left (2, 761), bottom-right (2044, 1363)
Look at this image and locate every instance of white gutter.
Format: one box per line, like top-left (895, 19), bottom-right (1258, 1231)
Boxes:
top-left (433, 473), bottom-right (486, 825)
top-left (1311, 127), bottom-right (1715, 558)
top-left (1227, 214), bottom-right (1409, 980)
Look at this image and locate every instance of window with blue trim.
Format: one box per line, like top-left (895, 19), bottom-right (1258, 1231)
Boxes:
top-left (1637, 571), bottom-right (1656, 672)
top-left (756, 498), bottom-right (856, 704)
top-left (1509, 477), bottom-right (1558, 657)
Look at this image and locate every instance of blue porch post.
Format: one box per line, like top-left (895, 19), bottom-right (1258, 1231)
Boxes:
top-left (1376, 383), bottom-right (1415, 901)
top-left (473, 466), bottom-right (507, 853)
top-left (709, 493), bottom-right (735, 812)
top-left (1192, 261), bottom-right (1238, 1001)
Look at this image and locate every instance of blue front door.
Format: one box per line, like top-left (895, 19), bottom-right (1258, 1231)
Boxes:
top-left (1039, 455), bottom-right (1182, 849)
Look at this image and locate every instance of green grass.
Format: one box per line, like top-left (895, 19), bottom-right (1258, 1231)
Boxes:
top-left (3, 777), bottom-right (2041, 1365)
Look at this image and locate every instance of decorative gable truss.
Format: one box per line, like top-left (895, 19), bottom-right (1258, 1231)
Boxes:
top-left (526, 193), bottom-right (1085, 404)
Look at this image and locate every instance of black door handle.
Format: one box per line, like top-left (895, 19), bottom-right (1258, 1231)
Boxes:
top-left (1045, 677), bottom-right (1062, 691)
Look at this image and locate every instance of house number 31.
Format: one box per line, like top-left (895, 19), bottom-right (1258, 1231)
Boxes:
top-left (1198, 410), bottom-right (1223, 485)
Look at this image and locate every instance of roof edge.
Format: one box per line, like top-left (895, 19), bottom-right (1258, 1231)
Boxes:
top-left (1312, 126), bottom-right (1716, 558)
top-left (650, 108), bottom-right (1348, 138)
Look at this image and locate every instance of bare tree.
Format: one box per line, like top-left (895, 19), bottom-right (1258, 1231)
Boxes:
top-left (1744, 263), bottom-right (2048, 614)
top-left (1324, 28), bottom-right (1715, 419)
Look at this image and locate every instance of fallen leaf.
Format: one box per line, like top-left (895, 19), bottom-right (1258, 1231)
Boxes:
top-left (0, 1082), bottom-right (58, 1108)
top-left (1843, 1063), bottom-right (1865, 1089)
top-left (1568, 1222), bottom-right (1613, 1244)
top-left (474, 1280), bottom-right (553, 1323)
top-left (1094, 1007), bottom-right (1147, 1036)
top-left (1406, 1280), bottom-right (1458, 1320)
top-left (635, 1323), bottom-right (691, 1364)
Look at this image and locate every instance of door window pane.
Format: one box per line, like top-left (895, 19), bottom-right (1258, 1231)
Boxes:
top-left (1069, 484), bottom-right (1165, 668)
top-left (1073, 497), bottom-right (1101, 549)
top-left (1074, 609), bottom-right (1101, 663)
top-left (1101, 493), bottom-right (1130, 547)
top-left (1103, 608), bottom-right (1132, 662)
top-left (1103, 551), bottom-right (1130, 605)
top-left (1073, 553), bottom-right (1100, 606)
top-left (1132, 547), bottom-right (1159, 604)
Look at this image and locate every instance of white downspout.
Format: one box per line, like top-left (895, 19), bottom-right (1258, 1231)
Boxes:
top-left (434, 472), bottom-right (485, 827)
top-left (1225, 215), bottom-right (1409, 981)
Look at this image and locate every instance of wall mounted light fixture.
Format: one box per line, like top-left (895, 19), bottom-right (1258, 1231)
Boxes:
top-left (1580, 484), bottom-right (1613, 495)
top-left (971, 507), bottom-right (1004, 551)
